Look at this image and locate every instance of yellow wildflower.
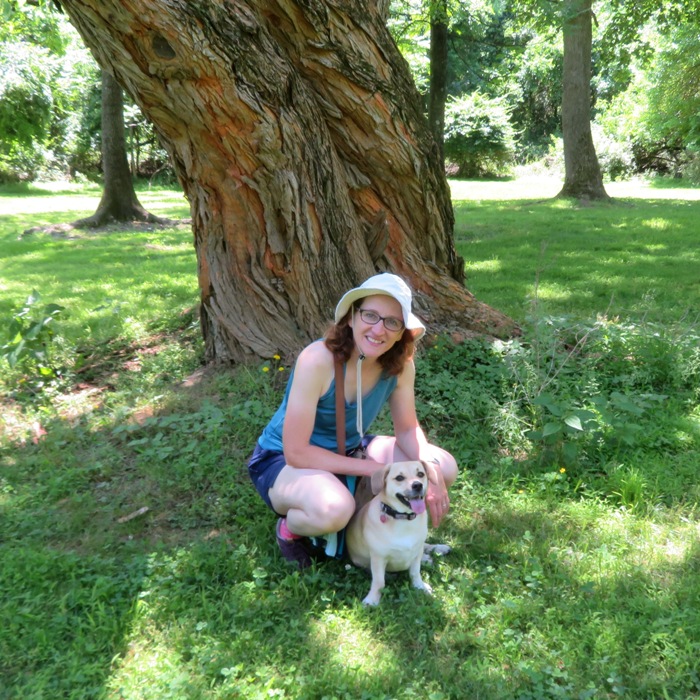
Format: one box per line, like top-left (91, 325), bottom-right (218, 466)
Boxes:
top-left (559, 468), bottom-right (566, 473)
top-left (262, 366), bottom-right (270, 373)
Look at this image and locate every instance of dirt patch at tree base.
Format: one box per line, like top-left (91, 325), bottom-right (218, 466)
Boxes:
top-left (21, 218), bottom-right (192, 238)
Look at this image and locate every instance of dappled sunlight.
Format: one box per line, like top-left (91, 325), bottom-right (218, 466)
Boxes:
top-left (466, 258), bottom-right (503, 273)
top-left (531, 283), bottom-right (578, 304)
top-left (0, 185), bottom-right (189, 218)
top-left (641, 217), bottom-right (674, 231)
top-left (310, 611), bottom-right (398, 670)
top-left (106, 633), bottom-right (188, 698)
top-left (450, 177), bottom-right (700, 203)
top-left (53, 386), bottom-right (104, 424)
top-left (2, 178), bottom-right (699, 698)
top-left (641, 243), bottom-right (668, 253)
top-left (449, 176), bottom-right (562, 201)
top-left (607, 180), bottom-right (700, 201)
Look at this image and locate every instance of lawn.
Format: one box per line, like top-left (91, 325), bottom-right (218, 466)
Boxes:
top-left (451, 176), bottom-right (700, 324)
top-left (1, 178), bottom-right (699, 699)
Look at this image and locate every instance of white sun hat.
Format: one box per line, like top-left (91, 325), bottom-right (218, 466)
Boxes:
top-left (334, 273), bottom-right (426, 340)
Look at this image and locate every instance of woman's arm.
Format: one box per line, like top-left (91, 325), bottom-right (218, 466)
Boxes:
top-left (282, 342), bottom-right (380, 477)
top-left (389, 360), bottom-right (450, 527)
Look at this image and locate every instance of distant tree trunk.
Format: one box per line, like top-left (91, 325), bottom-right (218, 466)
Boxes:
top-left (74, 70), bottom-right (165, 227)
top-left (557, 0), bottom-right (609, 200)
top-left (429, 1), bottom-right (449, 169)
top-left (61, 0), bottom-right (518, 362)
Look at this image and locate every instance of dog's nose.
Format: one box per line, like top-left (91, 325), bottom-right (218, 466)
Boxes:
top-left (411, 481), bottom-right (423, 493)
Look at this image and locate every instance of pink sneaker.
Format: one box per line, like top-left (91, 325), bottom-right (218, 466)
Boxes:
top-left (276, 519), bottom-right (313, 569)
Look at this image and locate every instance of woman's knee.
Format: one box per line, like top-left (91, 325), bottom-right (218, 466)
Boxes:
top-left (309, 488), bottom-right (356, 532)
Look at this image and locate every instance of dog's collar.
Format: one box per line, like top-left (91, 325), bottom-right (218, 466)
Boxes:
top-left (380, 501), bottom-right (417, 521)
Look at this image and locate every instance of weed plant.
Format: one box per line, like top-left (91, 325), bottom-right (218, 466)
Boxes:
top-left (1, 180), bottom-right (700, 699)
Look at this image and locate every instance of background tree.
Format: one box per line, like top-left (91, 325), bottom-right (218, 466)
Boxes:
top-left (73, 69), bottom-right (165, 227)
top-left (0, 1), bottom-right (172, 183)
top-left (558, 0), bottom-right (608, 199)
top-left (58, 0), bottom-right (516, 363)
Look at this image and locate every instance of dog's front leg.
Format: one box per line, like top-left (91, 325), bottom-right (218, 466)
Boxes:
top-left (363, 555), bottom-right (387, 606)
top-left (408, 554), bottom-right (433, 596)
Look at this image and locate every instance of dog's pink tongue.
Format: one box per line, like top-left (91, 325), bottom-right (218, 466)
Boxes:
top-left (410, 499), bottom-right (426, 514)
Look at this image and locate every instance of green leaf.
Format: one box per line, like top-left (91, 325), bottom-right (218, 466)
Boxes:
top-left (542, 422), bottom-right (563, 437)
top-left (564, 415), bottom-right (583, 431)
top-left (44, 303), bottom-right (65, 316)
top-left (24, 320), bottom-right (45, 340)
top-left (533, 393), bottom-right (563, 416)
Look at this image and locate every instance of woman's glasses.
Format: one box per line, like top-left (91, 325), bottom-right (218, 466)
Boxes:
top-left (357, 308), bottom-right (405, 333)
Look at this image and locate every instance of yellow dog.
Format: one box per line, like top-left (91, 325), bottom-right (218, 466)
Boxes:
top-left (346, 460), bottom-right (436, 606)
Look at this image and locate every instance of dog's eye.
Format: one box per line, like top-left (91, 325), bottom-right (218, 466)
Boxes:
top-left (394, 475), bottom-right (405, 482)
top-left (417, 471), bottom-right (425, 478)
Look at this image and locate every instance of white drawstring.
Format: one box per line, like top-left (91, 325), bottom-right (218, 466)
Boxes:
top-left (356, 352), bottom-right (365, 438)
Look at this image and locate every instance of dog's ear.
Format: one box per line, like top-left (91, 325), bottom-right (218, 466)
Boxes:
top-left (370, 464), bottom-right (390, 495)
top-left (421, 459), bottom-right (439, 485)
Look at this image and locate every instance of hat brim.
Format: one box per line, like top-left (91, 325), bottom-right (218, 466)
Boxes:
top-left (334, 288), bottom-right (426, 340)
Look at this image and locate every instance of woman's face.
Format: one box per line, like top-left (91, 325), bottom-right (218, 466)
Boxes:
top-left (349, 294), bottom-right (404, 359)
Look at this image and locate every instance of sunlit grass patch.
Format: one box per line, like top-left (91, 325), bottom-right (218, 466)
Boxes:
top-left (465, 258), bottom-right (503, 273)
top-left (452, 181), bottom-right (700, 323)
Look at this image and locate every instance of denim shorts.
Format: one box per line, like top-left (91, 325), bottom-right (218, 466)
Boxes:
top-left (247, 435), bottom-right (374, 515)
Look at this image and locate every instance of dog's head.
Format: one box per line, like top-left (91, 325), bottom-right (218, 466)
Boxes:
top-left (370, 460), bottom-right (437, 516)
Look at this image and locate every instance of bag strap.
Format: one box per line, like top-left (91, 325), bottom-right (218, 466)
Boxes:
top-left (334, 356), bottom-right (345, 456)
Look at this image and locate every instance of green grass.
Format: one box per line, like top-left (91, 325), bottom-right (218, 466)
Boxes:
top-left (1, 178), bottom-right (700, 699)
top-left (0, 182), bottom-right (195, 348)
top-left (452, 176), bottom-right (700, 323)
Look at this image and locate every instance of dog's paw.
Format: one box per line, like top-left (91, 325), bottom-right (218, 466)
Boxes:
top-left (422, 543), bottom-right (451, 565)
top-left (413, 580), bottom-right (433, 596)
top-left (424, 543), bottom-right (452, 556)
top-left (362, 592), bottom-right (381, 607)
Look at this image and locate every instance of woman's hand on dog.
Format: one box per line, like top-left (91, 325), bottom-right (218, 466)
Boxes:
top-left (426, 466), bottom-right (450, 528)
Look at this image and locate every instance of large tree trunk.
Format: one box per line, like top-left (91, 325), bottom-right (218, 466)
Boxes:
top-left (75, 70), bottom-right (165, 227)
top-left (428, 1), bottom-right (449, 169)
top-left (557, 0), bottom-right (609, 200)
top-left (60, 0), bottom-right (517, 362)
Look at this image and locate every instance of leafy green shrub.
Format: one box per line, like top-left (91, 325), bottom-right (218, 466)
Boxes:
top-left (591, 123), bottom-right (636, 181)
top-left (443, 92), bottom-right (516, 177)
top-left (420, 312), bottom-right (697, 485)
top-left (414, 338), bottom-right (510, 467)
top-left (0, 41), bottom-right (55, 182)
top-left (594, 26), bottom-right (700, 180)
top-left (1, 291), bottom-right (66, 391)
top-left (680, 149), bottom-right (700, 185)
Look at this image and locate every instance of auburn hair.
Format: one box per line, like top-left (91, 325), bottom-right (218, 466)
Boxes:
top-left (324, 310), bottom-right (415, 376)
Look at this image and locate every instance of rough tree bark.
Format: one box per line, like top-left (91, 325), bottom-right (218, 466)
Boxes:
top-left (428, 0), bottom-right (449, 169)
top-left (75, 70), bottom-right (166, 227)
top-left (557, 0), bottom-right (610, 200)
top-left (59, 0), bottom-right (517, 362)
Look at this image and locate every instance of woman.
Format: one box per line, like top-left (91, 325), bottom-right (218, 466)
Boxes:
top-left (248, 273), bottom-right (457, 568)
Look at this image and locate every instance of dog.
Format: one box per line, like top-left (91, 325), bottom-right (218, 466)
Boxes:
top-left (346, 460), bottom-right (438, 606)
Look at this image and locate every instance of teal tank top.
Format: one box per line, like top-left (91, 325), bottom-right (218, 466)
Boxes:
top-left (258, 365), bottom-right (397, 453)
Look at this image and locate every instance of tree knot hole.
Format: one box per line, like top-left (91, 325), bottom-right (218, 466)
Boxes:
top-left (152, 34), bottom-right (177, 60)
